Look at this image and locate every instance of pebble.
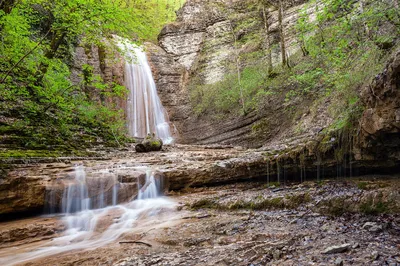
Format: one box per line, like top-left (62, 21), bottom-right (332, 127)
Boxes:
top-left (273, 249), bottom-right (282, 260)
top-left (335, 257), bottom-right (344, 266)
top-left (371, 251), bottom-right (379, 260)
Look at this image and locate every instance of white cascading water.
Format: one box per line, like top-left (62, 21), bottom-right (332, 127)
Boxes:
top-left (116, 37), bottom-right (174, 144)
top-left (0, 166), bottom-right (175, 266)
top-left (138, 169), bottom-right (160, 199)
top-left (61, 165), bottom-right (90, 214)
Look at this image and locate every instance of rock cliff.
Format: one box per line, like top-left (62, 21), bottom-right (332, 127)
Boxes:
top-left (151, 0), bottom-right (325, 146)
top-left (149, 0), bottom-right (399, 175)
top-left (357, 49), bottom-right (400, 164)
top-left (1, 0), bottom-right (399, 218)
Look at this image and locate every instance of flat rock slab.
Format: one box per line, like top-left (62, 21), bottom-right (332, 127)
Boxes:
top-left (321, 243), bottom-right (351, 254)
top-left (0, 145), bottom-right (268, 216)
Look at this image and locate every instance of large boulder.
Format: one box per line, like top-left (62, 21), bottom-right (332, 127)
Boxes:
top-left (135, 134), bottom-right (163, 153)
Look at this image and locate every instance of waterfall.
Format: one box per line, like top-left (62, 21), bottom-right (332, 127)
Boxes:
top-left (138, 169), bottom-right (161, 200)
top-left (61, 165), bottom-right (90, 214)
top-left (1, 168), bottom-right (175, 266)
top-left (116, 37), bottom-right (174, 144)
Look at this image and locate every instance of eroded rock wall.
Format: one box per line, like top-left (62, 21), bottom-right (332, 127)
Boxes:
top-left (357, 49), bottom-right (400, 164)
top-left (150, 0), bottom-right (399, 171)
top-left (70, 44), bottom-right (127, 115)
top-left (151, 0), bottom-right (319, 146)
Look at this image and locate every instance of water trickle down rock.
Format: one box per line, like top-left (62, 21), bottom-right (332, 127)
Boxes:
top-left (44, 165), bottom-right (121, 214)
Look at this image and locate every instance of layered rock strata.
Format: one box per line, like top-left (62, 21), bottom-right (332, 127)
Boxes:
top-left (151, 0), bottom-right (314, 145)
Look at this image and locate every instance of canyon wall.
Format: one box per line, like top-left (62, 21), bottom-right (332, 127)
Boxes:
top-left (150, 0), bottom-right (325, 146)
top-left (70, 44), bottom-right (127, 113)
top-left (150, 0), bottom-right (399, 168)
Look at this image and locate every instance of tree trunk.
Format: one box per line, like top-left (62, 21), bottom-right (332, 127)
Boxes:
top-left (315, 1), bottom-right (325, 46)
top-left (45, 32), bottom-right (67, 60)
top-left (0, 29), bottom-right (51, 85)
top-left (35, 31), bottom-right (67, 86)
top-left (262, 4), bottom-right (273, 74)
top-left (228, 20), bottom-right (246, 114)
top-left (278, 0), bottom-right (288, 68)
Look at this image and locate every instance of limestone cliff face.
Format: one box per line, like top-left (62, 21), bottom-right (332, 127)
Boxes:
top-left (357, 49), bottom-right (400, 164)
top-left (150, 0), bottom-right (324, 146)
top-left (151, 0), bottom-right (399, 168)
top-left (70, 44), bottom-right (127, 115)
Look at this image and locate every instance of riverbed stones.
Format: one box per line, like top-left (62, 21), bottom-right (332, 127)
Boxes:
top-left (371, 251), bottom-right (380, 260)
top-left (3, 180), bottom-right (400, 265)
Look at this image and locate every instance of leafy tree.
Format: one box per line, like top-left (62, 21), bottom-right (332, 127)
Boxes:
top-left (0, 0), bottom-right (181, 153)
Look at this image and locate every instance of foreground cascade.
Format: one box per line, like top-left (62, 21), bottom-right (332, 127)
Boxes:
top-left (116, 37), bottom-right (174, 144)
top-left (0, 166), bottom-right (175, 265)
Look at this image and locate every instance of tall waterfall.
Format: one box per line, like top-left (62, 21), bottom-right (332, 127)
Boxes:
top-left (116, 38), bottom-right (173, 144)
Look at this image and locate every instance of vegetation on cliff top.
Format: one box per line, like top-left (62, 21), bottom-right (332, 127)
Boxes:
top-left (0, 0), bottom-right (181, 157)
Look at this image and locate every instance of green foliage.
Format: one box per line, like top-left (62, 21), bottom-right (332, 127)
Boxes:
top-left (189, 193), bottom-right (311, 211)
top-left (360, 199), bottom-right (389, 215)
top-left (190, 0), bottom-right (398, 140)
top-left (320, 196), bottom-right (352, 216)
top-left (357, 181), bottom-right (368, 190)
top-left (190, 63), bottom-right (273, 116)
top-left (268, 181), bottom-right (281, 187)
top-left (0, 0), bottom-right (181, 154)
top-left (189, 198), bottom-right (217, 210)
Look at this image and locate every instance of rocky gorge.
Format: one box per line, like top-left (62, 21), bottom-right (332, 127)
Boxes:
top-left (149, 0), bottom-right (400, 174)
top-left (0, 0), bottom-right (399, 265)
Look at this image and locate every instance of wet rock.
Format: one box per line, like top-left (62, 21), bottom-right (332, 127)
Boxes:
top-left (322, 243), bottom-right (351, 254)
top-left (0, 174), bottom-right (46, 216)
top-left (118, 171), bottom-right (146, 183)
top-left (135, 134), bottom-right (163, 153)
top-left (10, 179), bottom-right (400, 265)
top-left (357, 48), bottom-right (400, 164)
top-left (0, 217), bottom-right (63, 245)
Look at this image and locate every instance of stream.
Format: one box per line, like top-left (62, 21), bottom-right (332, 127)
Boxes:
top-left (0, 166), bottom-right (176, 266)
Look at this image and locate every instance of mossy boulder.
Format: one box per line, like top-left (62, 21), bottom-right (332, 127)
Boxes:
top-left (135, 134), bottom-right (163, 152)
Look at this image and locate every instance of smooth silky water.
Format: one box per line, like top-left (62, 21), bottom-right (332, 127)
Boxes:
top-left (116, 37), bottom-right (174, 144)
top-left (0, 166), bottom-right (176, 265)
